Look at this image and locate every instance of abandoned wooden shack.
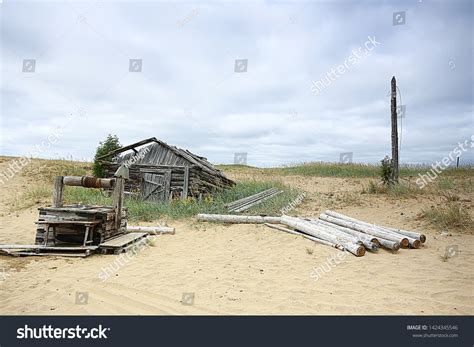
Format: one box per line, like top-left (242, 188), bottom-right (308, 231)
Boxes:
top-left (97, 137), bottom-right (235, 202)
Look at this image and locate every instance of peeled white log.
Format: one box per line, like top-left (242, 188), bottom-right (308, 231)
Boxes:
top-left (126, 226), bottom-right (175, 234)
top-left (197, 214), bottom-right (281, 224)
top-left (319, 214), bottom-right (403, 250)
top-left (264, 223), bottom-right (346, 251)
top-left (311, 219), bottom-right (380, 246)
top-left (280, 216), bottom-right (365, 257)
top-left (375, 237), bottom-right (400, 251)
top-left (379, 225), bottom-right (426, 244)
top-left (323, 211), bottom-right (420, 248)
top-left (306, 220), bottom-right (378, 251)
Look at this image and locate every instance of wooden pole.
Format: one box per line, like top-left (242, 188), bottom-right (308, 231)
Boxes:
top-left (319, 214), bottom-right (406, 248)
top-left (313, 218), bottom-right (379, 246)
top-left (112, 177), bottom-right (125, 230)
top-left (324, 210), bottom-right (423, 246)
top-left (197, 213), bottom-right (281, 224)
top-left (126, 226), bottom-right (175, 234)
top-left (264, 223), bottom-right (346, 251)
top-left (391, 76), bottom-right (399, 183)
top-left (63, 176), bottom-right (115, 189)
top-left (307, 219), bottom-right (379, 251)
top-left (52, 176), bottom-right (64, 207)
top-left (280, 216), bottom-right (365, 257)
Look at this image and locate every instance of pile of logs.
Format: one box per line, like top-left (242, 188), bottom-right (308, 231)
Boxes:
top-left (197, 210), bottom-right (426, 257)
top-left (225, 188), bottom-right (282, 213)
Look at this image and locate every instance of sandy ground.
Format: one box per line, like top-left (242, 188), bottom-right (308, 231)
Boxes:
top-left (0, 160), bottom-right (473, 315)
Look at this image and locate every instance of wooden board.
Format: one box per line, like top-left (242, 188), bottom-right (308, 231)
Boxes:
top-left (6, 251), bottom-right (91, 258)
top-left (99, 232), bottom-right (148, 248)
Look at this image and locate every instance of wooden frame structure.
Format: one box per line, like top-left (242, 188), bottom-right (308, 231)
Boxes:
top-left (35, 174), bottom-right (128, 247)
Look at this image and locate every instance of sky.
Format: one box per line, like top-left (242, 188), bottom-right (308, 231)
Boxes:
top-left (1, 0), bottom-right (473, 167)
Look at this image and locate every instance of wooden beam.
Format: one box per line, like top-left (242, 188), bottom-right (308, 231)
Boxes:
top-left (96, 137), bottom-right (157, 160)
top-left (182, 166), bottom-right (189, 199)
top-left (52, 176), bottom-right (64, 207)
top-left (112, 177), bottom-right (125, 229)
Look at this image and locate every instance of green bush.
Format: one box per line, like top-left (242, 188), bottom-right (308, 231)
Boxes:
top-left (92, 134), bottom-right (121, 177)
top-left (380, 156), bottom-right (393, 185)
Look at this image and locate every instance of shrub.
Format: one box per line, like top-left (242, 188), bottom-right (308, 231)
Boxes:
top-left (380, 156), bottom-right (393, 185)
top-left (92, 134), bottom-right (121, 177)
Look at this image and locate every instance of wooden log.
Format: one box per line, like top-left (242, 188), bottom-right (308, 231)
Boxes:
top-left (319, 214), bottom-right (408, 250)
top-left (378, 225), bottom-right (426, 244)
top-left (280, 216), bottom-right (365, 257)
top-left (63, 176), bottom-right (115, 189)
top-left (320, 214), bottom-right (408, 248)
top-left (264, 223), bottom-right (346, 251)
top-left (306, 220), bottom-right (378, 251)
top-left (0, 245), bottom-right (97, 250)
top-left (313, 219), bottom-right (380, 246)
top-left (126, 226), bottom-right (175, 234)
top-left (52, 176), bottom-right (64, 207)
top-left (197, 214), bottom-right (281, 224)
top-left (323, 211), bottom-right (421, 248)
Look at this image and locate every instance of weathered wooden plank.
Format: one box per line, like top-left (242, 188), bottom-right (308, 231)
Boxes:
top-left (99, 232), bottom-right (147, 248)
top-left (52, 176), bottom-right (64, 207)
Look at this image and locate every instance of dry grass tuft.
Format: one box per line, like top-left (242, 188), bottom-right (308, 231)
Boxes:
top-left (420, 202), bottom-right (473, 232)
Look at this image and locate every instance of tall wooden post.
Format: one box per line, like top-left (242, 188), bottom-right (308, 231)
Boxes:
top-left (390, 76), bottom-right (399, 183)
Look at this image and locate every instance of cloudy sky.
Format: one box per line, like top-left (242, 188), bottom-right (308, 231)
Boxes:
top-left (1, 0), bottom-right (472, 167)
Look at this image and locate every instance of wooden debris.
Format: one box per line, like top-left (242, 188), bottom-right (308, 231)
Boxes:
top-left (126, 226), bottom-right (175, 234)
top-left (226, 188), bottom-right (282, 212)
top-left (98, 232), bottom-right (149, 254)
top-left (198, 211), bottom-right (426, 256)
top-left (322, 210), bottom-right (422, 248)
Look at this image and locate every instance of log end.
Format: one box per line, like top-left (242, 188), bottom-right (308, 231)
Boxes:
top-left (420, 235), bottom-right (426, 243)
top-left (400, 238), bottom-right (409, 248)
top-left (411, 240), bottom-right (421, 249)
top-left (370, 238), bottom-right (380, 246)
top-left (356, 245), bottom-right (366, 257)
top-left (392, 242), bottom-right (400, 251)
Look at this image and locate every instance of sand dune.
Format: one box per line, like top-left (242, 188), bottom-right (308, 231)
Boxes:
top-left (0, 161), bottom-right (473, 315)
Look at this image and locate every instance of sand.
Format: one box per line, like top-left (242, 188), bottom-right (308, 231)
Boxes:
top-left (0, 160), bottom-right (473, 315)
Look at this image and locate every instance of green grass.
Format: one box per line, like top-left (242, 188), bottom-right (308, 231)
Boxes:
top-left (62, 180), bottom-right (301, 221)
top-left (218, 162), bottom-right (472, 178)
